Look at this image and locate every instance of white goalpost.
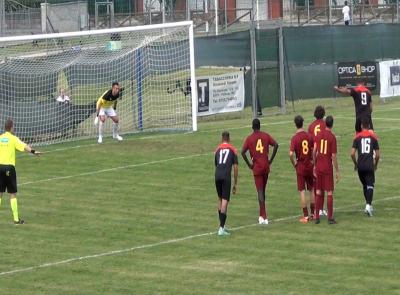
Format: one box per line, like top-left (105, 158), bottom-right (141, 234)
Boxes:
top-left (0, 21), bottom-right (197, 145)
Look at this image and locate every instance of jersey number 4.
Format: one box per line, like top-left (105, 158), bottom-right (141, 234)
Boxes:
top-left (218, 149), bottom-right (230, 164)
top-left (256, 139), bottom-right (264, 154)
top-left (361, 138), bottom-right (371, 154)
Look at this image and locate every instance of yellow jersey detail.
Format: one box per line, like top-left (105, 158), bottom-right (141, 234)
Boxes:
top-left (0, 132), bottom-right (26, 166)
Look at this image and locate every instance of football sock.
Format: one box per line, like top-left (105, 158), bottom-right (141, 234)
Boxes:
top-left (10, 198), bottom-right (19, 222)
top-left (98, 121), bottom-right (104, 137)
top-left (310, 203), bottom-right (315, 215)
top-left (218, 209), bottom-right (221, 222)
top-left (220, 213), bottom-right (227, 228)
top-left (259, 201), bottom-right (266, 219)
top-left (321, 193), bottom-right (325, 211)
top-left (302, 207), bottom-right (308, 217)
top-left (327, 194), bottom-right (333, 220)
top-left (363, 185), bottom-right (368, 203)
top-left (315, 193), bottom-right (322, 219)
top-left (112, 123), bottom-right (119, 136)
top-left (366, 186), bottom-right (374, 205)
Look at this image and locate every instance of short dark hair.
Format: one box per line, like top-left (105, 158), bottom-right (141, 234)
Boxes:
top-left (344, 1), bottom-right (348, 5)
top-left (252, 118), bottom-right (260, 131)
top-left (112, 82), bottom-right (119, 87)
top-left (325, 115), bottom-right (334, 128)
top-left (222, 131), bottom-right (230, 141)
top-left (361, 116), bottom-right (370, 129)
top-left (4, 119), bottom-right (13, 131)
top-left (314, 106), bottom-right (325, 120)
top-left (294, 115), bottom-right (304, 129)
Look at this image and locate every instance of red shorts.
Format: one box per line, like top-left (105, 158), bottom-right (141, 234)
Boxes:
top-left (296, 172), bottom-right (313, 191)
top-left (254, 174), bottom-right (268, 191)
top-left (315, 173), bottom-right (334, 192)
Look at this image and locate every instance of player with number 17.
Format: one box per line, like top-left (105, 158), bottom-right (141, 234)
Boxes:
top-left (241, 119), bottom-right (279, 225)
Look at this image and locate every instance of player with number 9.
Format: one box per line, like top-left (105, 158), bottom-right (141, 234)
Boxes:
top-left (289, 115), bottom-right (315, 223)
top-left (241, 118), bottom-right (279, 225)
top-left (333, 82), bottom-right (373, 132)
top-left (214, 131), bottom-right (238, 236)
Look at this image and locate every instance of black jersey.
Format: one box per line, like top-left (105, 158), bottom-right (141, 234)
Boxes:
top-left (352, 130), bottom-right (379, 171)
top-left (215, 142), bottom-right (238, 180)
top-left (350, 86), bottom-right (372, 117)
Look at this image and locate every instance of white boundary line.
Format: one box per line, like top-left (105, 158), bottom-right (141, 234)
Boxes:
top-left (0, 195), bottom-right (398, 277)
top-left (19, 153), bottom-right (209, 186)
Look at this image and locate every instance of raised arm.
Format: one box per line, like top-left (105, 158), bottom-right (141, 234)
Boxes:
top-left (333, 85), bottom-right (351, 95)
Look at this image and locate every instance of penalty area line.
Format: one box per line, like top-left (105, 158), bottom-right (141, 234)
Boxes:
top-left (0, 195), bottom-right (399, 277)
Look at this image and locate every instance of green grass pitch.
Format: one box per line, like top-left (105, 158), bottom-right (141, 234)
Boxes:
top-left (0, 96), bottom-right (399, 294)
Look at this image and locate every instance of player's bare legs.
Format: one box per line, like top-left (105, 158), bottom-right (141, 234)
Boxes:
top-left (110, 116), bottom-right (123, 141)
top-left (98, 115), bottom-right (106, 143)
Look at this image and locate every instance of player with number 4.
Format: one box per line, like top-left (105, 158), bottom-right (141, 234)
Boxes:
top-left (242, 118), bottom-right (279, 225)
top-left (334, 82), bottom-right (373, 133)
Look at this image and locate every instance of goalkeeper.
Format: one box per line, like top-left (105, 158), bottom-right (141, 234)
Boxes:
top-left (95, 82), bottom-right (123, 143)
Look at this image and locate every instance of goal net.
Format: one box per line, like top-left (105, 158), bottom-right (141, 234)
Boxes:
top-left (0, 21), bottom-right (197, 145)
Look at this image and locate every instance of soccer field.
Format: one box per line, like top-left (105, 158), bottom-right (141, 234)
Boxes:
top-left (0, 97), bottom-right (399, 294)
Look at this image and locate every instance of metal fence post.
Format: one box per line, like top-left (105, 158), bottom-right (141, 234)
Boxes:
top-left (0, 0), bottom-right (5, 36)
top-left (250, 12), bottom-right (257, 118)
top-left (279, 25), bottom-right (286, 114)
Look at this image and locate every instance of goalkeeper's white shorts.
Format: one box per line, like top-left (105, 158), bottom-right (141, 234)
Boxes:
top-left (99, 107), bottom-right (117, 117)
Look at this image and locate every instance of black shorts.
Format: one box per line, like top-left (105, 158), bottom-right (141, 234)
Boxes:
top-left (358, 170), bottom-right (375, 187)
top-left (215, 178), bottom-right (231, 201)
top-left (0, 165), bottom-right (17, 194)
top-left (355, 115), bottom-right (373, 132)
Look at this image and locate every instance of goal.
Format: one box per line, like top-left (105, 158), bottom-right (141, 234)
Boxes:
top-left (0, 21), bottom-right (197, 145)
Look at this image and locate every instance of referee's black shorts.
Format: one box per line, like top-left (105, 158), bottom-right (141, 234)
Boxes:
top-left (0, 165), bottom-right (17, 194)
top-left (215, 178), bottom-right (231, 201)
top-left (358, 169), bottom-right (375, 187)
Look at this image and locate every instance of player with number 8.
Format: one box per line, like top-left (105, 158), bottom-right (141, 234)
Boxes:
top-left (289, 115), bottom-right (315, 223)
top-left (241, 118), bottom-right (279, 225)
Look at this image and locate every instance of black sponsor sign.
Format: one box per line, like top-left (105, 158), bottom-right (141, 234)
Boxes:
top-left (197, 79), bottom-right (210, 113)
top-left (337, 62), bottom-right (377, 89)
top-left (390, 66), bottom-right (400, 86)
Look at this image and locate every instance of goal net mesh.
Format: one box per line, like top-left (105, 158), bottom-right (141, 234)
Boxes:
top-left (0, 23), bottom-right (194, 145)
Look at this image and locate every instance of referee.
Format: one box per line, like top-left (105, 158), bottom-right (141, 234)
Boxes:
top-left (0, 119), bottom-right (41, 224)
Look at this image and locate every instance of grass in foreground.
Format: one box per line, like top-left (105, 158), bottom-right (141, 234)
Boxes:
top-left (0, 97), bottom-right (399, 294)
